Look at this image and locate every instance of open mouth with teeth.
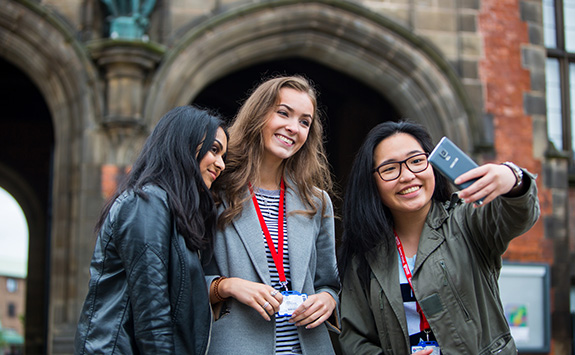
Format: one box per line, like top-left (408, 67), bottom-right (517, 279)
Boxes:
top-left (276, 134), bottom-right (294, 145)
top-left (399, 186), bottom-right (420, 195)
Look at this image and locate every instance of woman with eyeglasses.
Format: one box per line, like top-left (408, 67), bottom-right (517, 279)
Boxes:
top-left (338, 121), bottom-right (540, 355)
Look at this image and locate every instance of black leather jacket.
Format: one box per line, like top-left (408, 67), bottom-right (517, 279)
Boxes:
top-left (75, 185), bottom-right (212, 354)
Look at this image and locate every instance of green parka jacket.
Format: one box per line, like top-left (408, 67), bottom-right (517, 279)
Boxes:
top-left (340, 172), bottom-right (539, 355)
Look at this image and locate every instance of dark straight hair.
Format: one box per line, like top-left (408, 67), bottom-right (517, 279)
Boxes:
top-left (95, 105), bottom-right (228, 252)
top-left (338, 120), bottom-right (452, 285)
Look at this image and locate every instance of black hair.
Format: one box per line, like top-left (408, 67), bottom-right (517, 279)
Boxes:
top-left (338, 120), bottom-right (452, 286)
top-left (95, 105), bottom-right (228, 253)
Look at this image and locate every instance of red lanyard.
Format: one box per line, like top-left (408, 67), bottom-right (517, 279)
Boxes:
top-left (249, 179), bottom-right (288, 291)
top-left (394, 230), bottom-right (430, 332)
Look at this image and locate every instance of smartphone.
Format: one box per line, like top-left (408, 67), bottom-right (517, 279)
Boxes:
top-left (428, 136), bottom-right (481, 196)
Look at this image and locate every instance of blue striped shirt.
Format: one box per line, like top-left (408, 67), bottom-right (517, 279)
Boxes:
top-left (255, 188), bottom-right (302, 354)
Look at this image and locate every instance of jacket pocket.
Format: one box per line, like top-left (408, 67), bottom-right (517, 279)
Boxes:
top-left (439, 260), bottom-right (471, 321)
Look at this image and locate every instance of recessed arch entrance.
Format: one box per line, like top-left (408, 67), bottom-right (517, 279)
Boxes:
top-left (193, 56), bottom-right (399, 250)
top-left (0, 1), bottom-right (100, 353)
top-left (0, 57), bottom-right (53, 354)
top-left (193, 56), bottom-right (401, 189)
top-left (0, 0), bottom-right (484, 352)
top-left (145, 0), bottom-right (481, 258)
top-left (146, 0), bottom-right (478, 151)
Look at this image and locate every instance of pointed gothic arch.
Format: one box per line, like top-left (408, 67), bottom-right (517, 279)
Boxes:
top-left (0, 1), bottom-right (101, 352)
top-left (146, 0), bottom-right (479, 150)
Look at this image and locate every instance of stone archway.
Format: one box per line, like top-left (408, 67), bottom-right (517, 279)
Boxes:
top-left (0, 1), bottom-right (101, 352)
top-left (0, 56), bottom-right (53, 354)
top-left (146, 0), bottom-right (478, 150)
top-left (192, 56), bottom-right (401, 186)
top-left (0, 162), bottom-right (44, 287)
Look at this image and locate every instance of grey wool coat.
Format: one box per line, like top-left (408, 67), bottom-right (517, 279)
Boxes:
top-left (205, 185), bottom-right (340, 354)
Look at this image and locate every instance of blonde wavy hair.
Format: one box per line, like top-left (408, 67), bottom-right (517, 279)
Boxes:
top-left (214, 75), bottom-right (334, 228)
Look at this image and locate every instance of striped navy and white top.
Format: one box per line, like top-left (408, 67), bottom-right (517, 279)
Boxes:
top-left (255, 188), bottom-right (302, 354)
top-left (398, 253), bottom-right (439, 350)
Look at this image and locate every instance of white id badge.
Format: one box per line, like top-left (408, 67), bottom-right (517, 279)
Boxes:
top-left (277, 290), bottom-right (307, 317)
top-left (411, 340), bottom-right (440, 355)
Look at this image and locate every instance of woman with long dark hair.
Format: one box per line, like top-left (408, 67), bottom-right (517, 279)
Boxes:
top-left (339, 121), bottom-right (539, 354)
top-left (75, 105), bottom-right (228, 354)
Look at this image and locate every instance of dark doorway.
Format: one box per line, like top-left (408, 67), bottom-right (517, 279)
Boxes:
top-left (0, 57), bottom-right (54, 354)
top-left (193, 57), bottom-right (400, 219)
top-left (194, 59), bottom-right (399, 354)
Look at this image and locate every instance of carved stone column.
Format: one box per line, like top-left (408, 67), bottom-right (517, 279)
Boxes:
top-left (88, 40), bottom-right (165, 166)
top-left (90, 40), bottom-right (163, 127)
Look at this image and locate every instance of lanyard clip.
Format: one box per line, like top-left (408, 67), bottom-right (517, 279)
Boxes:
top-left (424, 329), bottom-right (431, 341)
top-left (280, 281), bottom-right (288, 292)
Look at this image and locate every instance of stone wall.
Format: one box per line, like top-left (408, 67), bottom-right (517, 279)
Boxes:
top-left (0, 0), bottom-right (570, 354)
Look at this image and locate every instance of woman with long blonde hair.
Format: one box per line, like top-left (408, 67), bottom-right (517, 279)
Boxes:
top-left (206, 75), bottom-right (339, 354)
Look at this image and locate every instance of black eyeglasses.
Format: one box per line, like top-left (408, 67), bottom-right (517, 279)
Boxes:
top-left (373, 153), bottom-right (430, 181)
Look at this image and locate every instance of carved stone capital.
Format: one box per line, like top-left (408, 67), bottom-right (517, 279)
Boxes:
top-left (89, 40), bottom-right (165, 127)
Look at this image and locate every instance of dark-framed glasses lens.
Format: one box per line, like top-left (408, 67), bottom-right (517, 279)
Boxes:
top-left (406, 154), bottom-right (429, 173)
top-left (378, 163), bottom-right (401, 181)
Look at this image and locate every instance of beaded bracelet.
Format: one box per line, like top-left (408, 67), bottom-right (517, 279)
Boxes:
top-left (213, 276), bottom-right (227, 302)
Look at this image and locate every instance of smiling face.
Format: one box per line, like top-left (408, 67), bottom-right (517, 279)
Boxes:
top-left (373, 132), bottom-right (435, 218)
top-left (261, 87), bottom-right (313, 167)
top-left (199, 127), bottom-right (227, 189)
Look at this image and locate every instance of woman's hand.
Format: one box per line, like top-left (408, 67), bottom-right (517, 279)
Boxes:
top-left (455, 163), bottom-right (519, 206)
top-left (288, 291), bottom-right (336, 329)
top-left (217, 277), bottom-right (283, 321)
top-left (412, 350), bottom-right (434, 355)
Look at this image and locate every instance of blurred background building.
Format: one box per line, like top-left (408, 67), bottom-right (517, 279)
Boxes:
top-left (0, 0), bottom-right (572, 354)
top-left (0, 274), bottom-right (25, 355)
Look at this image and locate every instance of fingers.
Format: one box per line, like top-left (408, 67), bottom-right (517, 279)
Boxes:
top-left (453, 165), bottom-right (485, 187)
top-left (288, 292), bottom-right (336, 329)
top-left (248, 295), bottom-right (277, 321)
top-left (253, 300), bottom-right (272, 321)
top-left (253, 289), bottom-right (282, 320)
top-left (456, 163), bottom-right (517, 206)
top-left (223, 278), bottom-right (283, 321)
top-left (257, 288), bottom-right (284, 320)
top-left (270, 288), bottom-right (284, 304)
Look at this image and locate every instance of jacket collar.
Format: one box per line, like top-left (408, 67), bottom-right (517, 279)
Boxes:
top-left (412, 196), bottom-right (462, 272)
top-left (425, 193), bottom-right (459, 229)
top-left (366, 196), bottom-right (460, 330)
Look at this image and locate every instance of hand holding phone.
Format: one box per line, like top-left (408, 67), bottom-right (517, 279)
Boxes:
top-left (428, 137), bottom-right (483, 204)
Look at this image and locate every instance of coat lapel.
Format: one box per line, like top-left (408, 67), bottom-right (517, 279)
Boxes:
top-left (285, 188), bottom-right (314, 292)
top-left (231, 194), bottom-right (272, 285)
top-left (412, 201), bottom-right (447, 274)
top-left (229, 185), bottom-right (317, 291)
top-left (368, 244), bottom-right (409, 333)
